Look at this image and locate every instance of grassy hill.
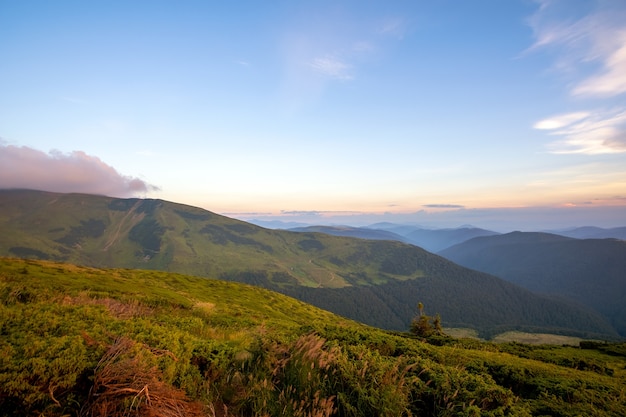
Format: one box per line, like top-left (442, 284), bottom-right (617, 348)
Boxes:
top-left (1, 257), bottom-right (626, 416)
top-left (439, 232), bottom-right (626, 337)
top-left (0, 189), bottom-right (618, 338)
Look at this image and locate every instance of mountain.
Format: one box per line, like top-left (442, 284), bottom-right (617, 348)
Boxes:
top-left (365, 222), bottom-right (427, 236)
top-left (247, 219), bottom-right (311, 229)
top-left (365, 223), bottom-right (500, 252)
top-left (3, 257), bottom-right (625, 416)
top-left (0, 189), bottom-right (618, 338)
top-left (548, 226), bottom-right (626, 240)
top-left (401, 226), bottom-right (500, 252)
top-left (288, 225), bottom-right (410, 243)
top-left (439, 231), bottom-right (626, 336)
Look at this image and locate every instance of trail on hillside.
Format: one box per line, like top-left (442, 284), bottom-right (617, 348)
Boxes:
top-left (103, 200), bottom-right (143, 251)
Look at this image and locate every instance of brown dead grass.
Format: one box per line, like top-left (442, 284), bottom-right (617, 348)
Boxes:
top-left (62, 293), bottom-right (153, 319)
top-left (81, 337), bottom-right (206, 417)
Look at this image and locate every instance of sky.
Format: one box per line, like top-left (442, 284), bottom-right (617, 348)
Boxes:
top-left (1, 0), bottom-right (625, 231)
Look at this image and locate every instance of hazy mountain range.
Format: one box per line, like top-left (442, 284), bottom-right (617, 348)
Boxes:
top-left (260, 221), bottom-right (625, 252)
top-left (0, 189), bottom-right (622, 339)
top-left (288, 224), bottom-right (500, 252)
top-left (545, 226), bottom-right (626, 240)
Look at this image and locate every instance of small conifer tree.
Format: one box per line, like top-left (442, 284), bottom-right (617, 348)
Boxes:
top-left (410, 303), bottom-right (444, 337)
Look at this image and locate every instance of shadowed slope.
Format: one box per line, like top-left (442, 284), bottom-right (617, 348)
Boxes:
top-left (440, 231), bottom-right (626, 336)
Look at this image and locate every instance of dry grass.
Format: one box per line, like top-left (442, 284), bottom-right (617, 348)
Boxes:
top-left (492, 331), bottom-right (583, 345)
top-left (62, 293), bottom-right (153, 319)
top-left (81, 337), bottom-right (205, 417)
top-left (195, 301), bottom-right (216, 312)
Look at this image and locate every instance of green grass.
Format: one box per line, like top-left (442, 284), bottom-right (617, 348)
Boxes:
top-left (1, 257), bottom-right (626, 416)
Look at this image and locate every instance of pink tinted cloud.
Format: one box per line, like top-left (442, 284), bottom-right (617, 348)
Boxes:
top-left (0, 144), bottom-right (159, 197)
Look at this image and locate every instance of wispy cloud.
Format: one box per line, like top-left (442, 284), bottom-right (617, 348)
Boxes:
top-left (281, 210), bottom-right (322, 216)
top-left (423, 204), bottom-right (465, 209)
top-left (534, 108), bottom-right (626, 154)
top-left (572, 33), bottom-right (626, 97)
top-left (527, 0), bottom-right (626, 97)
top-left (377, 17), bottom-right (407, 39)
top-left (528, 1), bottom-right (626, 155)
top-left (308, 56), bottom-right (353, 80)
top-left (0, 144), bottom-right (159, 197)
top-left (533, 111), bottom-right (590, 130)
top-left (280, 209), bottom-right (364, 216)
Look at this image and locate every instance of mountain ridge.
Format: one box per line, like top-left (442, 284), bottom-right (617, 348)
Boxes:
top-left (0, 189), bottom-right (619, 338)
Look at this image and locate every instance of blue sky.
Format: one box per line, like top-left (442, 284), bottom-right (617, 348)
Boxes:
top-left (1, 0), bottom-right (625, 231)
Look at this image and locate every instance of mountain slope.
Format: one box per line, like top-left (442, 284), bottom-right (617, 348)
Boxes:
top-left (3, 258), bottom-right (625, 416)
top-left (0, 189), bottom-right (618, 338)
top-left (439, 232), bottom-right (626, 336)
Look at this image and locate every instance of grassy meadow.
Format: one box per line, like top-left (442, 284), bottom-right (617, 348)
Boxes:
top-left (1, 257), bottom-right (625, 416)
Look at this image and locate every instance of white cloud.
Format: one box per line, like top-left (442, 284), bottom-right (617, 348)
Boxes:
top-left (528, 1), bottom-right (626, 154)
top-left (572, 33), bottom-right (626, 96)
top-left (534, 108), bottom-right (626, 154)
top-left (308, 56), bottom-right (353, 80)
top-left (527, 0), bottom-right (626, 97)
top-left (0, 144), bottom-right (159, 196)
top-left (534, 112), bottom-right (590, 130)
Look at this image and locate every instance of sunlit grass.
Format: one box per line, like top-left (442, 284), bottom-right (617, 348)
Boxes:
top-left (2, 257), bottom-right (625, 417)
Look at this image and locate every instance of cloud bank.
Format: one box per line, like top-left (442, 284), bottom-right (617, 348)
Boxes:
top-left (0, 144), bottom-right (159, 197)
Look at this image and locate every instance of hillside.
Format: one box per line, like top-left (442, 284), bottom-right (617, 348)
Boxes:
top-left (439, 232), bottom-right (626, 337)
top-left (0, 189), bottom-right (618, 338)
top-left (2, 258), bottom-right (626, 416)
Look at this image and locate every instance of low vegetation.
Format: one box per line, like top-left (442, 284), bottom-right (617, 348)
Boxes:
top-left (1, 257), bottom-right (625, 416)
